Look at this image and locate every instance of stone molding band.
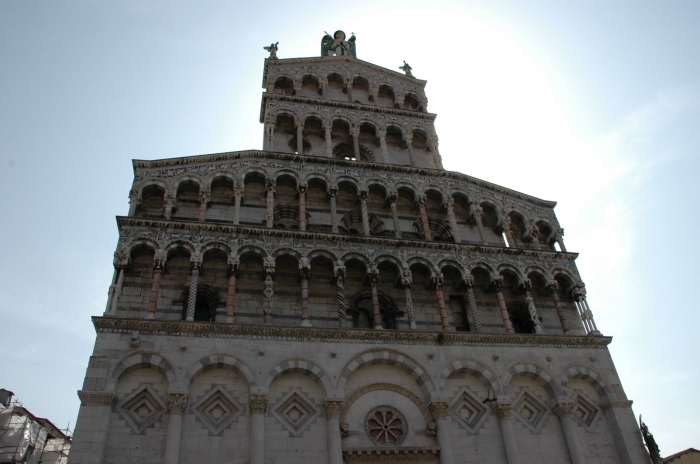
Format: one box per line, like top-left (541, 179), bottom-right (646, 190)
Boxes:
top-left (92, 317), bottom-right (611, 348)
top-left (342, 447), bottom-right (440, 464)
top-left (77, 390), bottom-right (116, 404)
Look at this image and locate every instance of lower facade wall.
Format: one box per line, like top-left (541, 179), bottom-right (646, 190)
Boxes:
top-left (68, 331), bottom-right (651, 464)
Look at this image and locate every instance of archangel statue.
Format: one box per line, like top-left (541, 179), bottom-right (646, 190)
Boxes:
top-left (263, 42), bottom-right (279, 60)
top-left (321, 30), bottom-right (356, 58)
top-left (639, 416), bottom-right (662, 464)
top-left (399, 60), bottom-right (414, 77)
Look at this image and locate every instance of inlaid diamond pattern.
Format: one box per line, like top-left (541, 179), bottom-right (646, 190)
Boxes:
top-left (193, 386), bottom-right (243, 435)
top-left (512, 390), bottom-right (550, 434)
top-left (447, 388), bottom-right (489, 433)
top-left (116, 385), bottom-right (166, 434)
top-left (272, 390), bottom-right (321, 437)
top-left (571, 393), bottom-right (600, 431)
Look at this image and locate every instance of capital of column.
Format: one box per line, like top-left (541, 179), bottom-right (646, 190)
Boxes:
top-left (493, 402), bottom-right (512, 420)
top-left (167, 392), bottom-right (188, 415)
top-left (328, 185), bottom-right (338, 197)
top-left (471, 205), bottom-right (483, 218)
top-left (350, 126), bottom-right (360, 137)
top-left (77, 390), bottom-right (116, 405)
top-left (358, 189), bottom-right (368, 200)
top-left (250, 394), bottom-right (268, 414)
top-left (298, 183), bottom-right (307, 196)
top-left (295, 120), bottom-right (304, 130)
top-left (333, 265), bottom-right (346, 283)
top-left (521, 278), bottom-right (533, 291)
top-left (428, 402), bottom-right (449, 420)
top-left (367, 267), bottom-right (379, 285)
top-left (552, 399), bottom-right (575, 417)
top-left (263, 256), bottom-right (276, 277)
top-left (128, 188), bottom-right (141, 205)
top-left (444, 196), bottom-right (454, 208)
top-left (266, 179), bottom-right (276, 192)
top-left (545, 280), bottom-right (559, 294)
top-left (572, 284), bottom-right (587, 301)
top-left (417, 194), bottom-right (427, 206)
top-left (190, 257), bottom-right (202, 272)
top-left (404, 130), bottom-right (413, 144)
top-left (377, 127), bottom-right (387, 138)
top-left (431, 274), bottom-right (444, 289)
top-left (491, 275), bottom-right (505, 292)
top-left (388, 191), bottom-right (398, 203)
top-left (113, 249), bottom-right (130, 269)
top-left (299, 262), bottom-right (311, 278)
top-left (555, 228), bottom-right (565, 239)
top-left (228, 258), bottom-right (240, 277)
top-left (462, 274), bottom-right (474, 288)
top-left (199, 188), bottom-right (211, 204)
top-left (499, 216), bottom-right (512, 231)
top-left (400, 270), bottom-right (413, 288)
top-left (323, 399), bottom-right (345, 419)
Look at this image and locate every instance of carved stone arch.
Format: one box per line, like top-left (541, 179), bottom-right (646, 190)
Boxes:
top-left (273, 169), bottom-right (301, 185)
top-left (438, 260), bottom-right (466, 281)
top-left (504, 206), bottom-right (530, 225)
top-left (341, 382), bottom-right (434, 429)
top-left (200, 241), bottom-right (233, 258)
top-left (125, 238), bottom-right (161, 258)
top-left (385, 123), bottom-right (405, 139)
top-left (559, 364), bottom-right (614, 402)
top-left (265, 358), bottom-right (332, 395)
top-left (422, 186), bottom-right (446, 204)
top-left (357, 118), bottom-right (378, 131)
top-left (394, 182), bottom-right (420, 202)
top-left (407, 257), bottom-right (437, 277)
top-left (107, 351), bottom-right (177, 392)
top-left (500, 362), bottom-right (559, 399)
top-left (466, 261), bottom-right (496, 281)
top-left (524, 266), bottom-right (549, 282)
top-left (184, 353), bottom-right (256, 388)
top-left (272, 73), bottom-right (297, 92)
top-left (374, 254), bottom-right (402, 273)
top-left (450, 189), bottom-right (472, 205)
top-left (326, 69), bottom-right (349, 82)
top-left (237, 245), bottom-right (267, 261)
top-left (473, 197), bottom-right (502, 213)
top-left (337, 349), bottom-right (435, 402)
top-left (307, 248), bottom-right (339, 264)
top-left (335, 175), bottom-right (361, 192)
top-left (173, 175), bottom-right (204, 197)
top-left (364, 180), bottom-right (390, 198)
top-left (302, 112), bottom-right (325, 126)
top-left (329, 115), bottom-right (353, 128)
top-left (552, 269), bottom-right (578, 287)
top-left (497, 264), bottom-right (524, 283)
top-left (209, 171), bottom-right (238, 190)
top-left (340, 252), bottom-right (371, 270)
top-left (438, 358), bottom-right (498, 392)
top-left (272, 248), bottom-right (302, 262)
top-left (163, 240), bottom-right (197, 259)
top-left (136, 179), bottom-right (168, 197)
top-left (241, 167), bottom-right (271, 183)
top-left (274, 110), bottom-right (300, 126)
top-left (304, 172), bottom-right (331, 190)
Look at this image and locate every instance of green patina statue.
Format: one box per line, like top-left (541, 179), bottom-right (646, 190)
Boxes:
top-left (321, 30), bottom-right (356, 58)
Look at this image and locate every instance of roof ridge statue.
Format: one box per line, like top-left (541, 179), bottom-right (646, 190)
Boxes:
top-left (321, 30), bottom-right (356, 58)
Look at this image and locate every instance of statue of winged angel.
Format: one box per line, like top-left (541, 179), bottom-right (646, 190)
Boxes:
top-left (321, 30), bottom-right (356, 58)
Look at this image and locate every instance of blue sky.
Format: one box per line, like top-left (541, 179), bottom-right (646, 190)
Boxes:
top-left (1, 0), bottom-right (698, 453)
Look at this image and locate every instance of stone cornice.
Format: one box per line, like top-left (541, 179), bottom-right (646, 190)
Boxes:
top-left (92, 317), bottom-right (611, 348)
top-left (259, 93), bottom-right (436, 123)
top-left (77, 390), bottom-right (115, 405)
top-left (115, 216), bottom-right (578, 260)
top-left (131, 150), bottom-right (557, 208)
top-left (262, 55), bottom-right (427, 90)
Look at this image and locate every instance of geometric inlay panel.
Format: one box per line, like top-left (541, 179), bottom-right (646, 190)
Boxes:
top-left (365, 406), bottom-right (407, 447)
top-left (272, 390), bottom-right (321, 437)
top-left (447, 388), bottom-right (489, 433)
top-left (115, 385), bottom-right (166, 434)
top-left (511, 390), bottom-right (550, 434)
top-left (571, 393), bottom-right (600, 431)
top-left (193, 386), bottom-right (243, 435)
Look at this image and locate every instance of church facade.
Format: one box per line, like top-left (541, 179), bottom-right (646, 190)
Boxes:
top-left (68, 32), bottom-right (651, 464)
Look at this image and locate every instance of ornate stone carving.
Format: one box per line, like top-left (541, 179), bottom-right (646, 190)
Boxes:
top-left (167, 392), bottom-right (188, 415)
top-left (428, 402), bottom-right (449, 421)
top-left (493, 402), bottom-right (512, 420)
top-left (77, 391), bottom-right (115, 405)
top-left (366, 406), bottom-right (407, 446)
top-left (249, 394), bottom-right (268, 414)
top-left (323, 400), bottom-right (344, 419)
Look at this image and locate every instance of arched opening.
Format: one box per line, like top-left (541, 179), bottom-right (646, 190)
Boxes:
top-left (237, 252), bottom-right (265, 324)
top-left (404, 93), bottom-right (421, 111)
top-left (207, 177), bottom-right (234, 222)
top-left (273, 114), bottom-right (295, 154)
top-left (306, 178), bottom-right (330, 233)
top-left (376, 261), bottom-right (405, 329)
top-left (351, 76), bottom-right (370, 104)
top-left (301, 116), bottom-right (325, 156)
top-left (273, 254), bottom-right (301, 325)
top-left (241, 172), bottom-right (267, 226)
top-left (508, 302), bottom-right (534, 334)
top-left (395, 187), bottom-right (417, 239)
top-left (273, 175), bottom-right (301, 229)
top-left (174, 181), bottom-right (200, 220)
top-left (508, 212), bottom-right (527, 247)
top-left (452, 194), bottom-right (470, 244)
top-left (309, 256), bottom-right (335, 326)
top-left (385, 126), bottom-right (410, 165)
top-left (408, 263), bottom-right (436, 331)
top-left (137, 185), bottom-right (165, 218)
top-left (376, 85), bottom-right (395, 108)
top-left (336, 181), bottom-right (358, 224)
top-left (442, 266), bottom-right (468, 331)
top-left (274, 76), bottom-right (294, 95)
top-left (358, 123), bottom-right (379, 162)
top-left (411, 130), bottom-right (433, 169)
top-left (343, 258), bottom-right (368, 328)
top-left (536, 221), bottom-right (555, 250)
top-left (331, 120), bottom-right (356, 161)
top-left (299, 75), bottom-right (321, 98)
top-left (327, 73), bottom-right (346, 101)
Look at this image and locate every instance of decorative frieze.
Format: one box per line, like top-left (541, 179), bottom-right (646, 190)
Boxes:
top-left (77, 390), bottom-right (115, 405)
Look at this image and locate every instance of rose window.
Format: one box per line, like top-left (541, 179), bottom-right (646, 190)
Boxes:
top-left (365, 406), bottom-right (407, 446)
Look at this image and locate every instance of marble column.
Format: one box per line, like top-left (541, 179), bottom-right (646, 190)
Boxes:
top-left (546, 281), bottom-right (570, 333)
top-left (553, 400), bottom-right (586, 464)
top-left (401, 270), bottom-right (416, 329)
top-left (225, 260), bottom-right (239, 323)
top-left (146, 256), bottom-right (166, 319)
top-left (429, 402), bottom-right (454, 464)
top-left (324, 122), bottom-right (333, 157)
top-left (334, 265), bottom-right (347, 327)
top-left (329, 186), bottom-right (339, 233)
top-left (198, 188), bottom-right (209, 222)
top-left (351, 127), bottom-right (360, 160)
top-left (298, 183), bottom-right (307, 231)
top-left (296, 121), bottom-right (304, 154)
top-left (493, 277), bottom-right (514, 333)
top-left (263, 122), bottom-right (275, 151)
top-left (432, 275), bottom-right (451, 331)
top-left (359, 190), bottom-right (370, 236)
top-left (500, 217), bottom-right (517, 248)
top-left (405, 132), bottom-right (416, 166)
top-left (494, 402), bottom-right (521, 464)
top-left (555, 228), bottom-right (567, 252)
top-left (417, 195), bottom-right (432, 240)
top-left (185, 259), bottom-right (201, 321)
top-left (163, 193), bottom-right (174, 219)
top-left (300, 261), bottom-right (312, 327)
top-left (573, 285), bottom-right (601, 335)
top-left (320, 81), bottom-right (328, 99)
top-left (249, 394), bottom-right (267, 464)
top-left (444, 197), bottom-right (461, 243)
top-left (472, 205), bottom-right (487, 245)
top-left (265, 180), bottom-right (276, 228)
top-left (369, 270), bottom-right (382, 329)
top-left (232, 185), bottom-right (243, 225)
top-left (378, 128), bottom-right (389, 162)
top-left (164, 392), bottom-right (187, 464)
top-left (323, 400), bottom-right (344, 464)
top-left (263, 260), bottom-right (275, 325)
top-left (388, 192), bottom-right (402, 238)
top-left (522, 279), bottom-right (543, 334)
top-left (345, 79), bottom-right (353, 103)
top-left (463, 275), bottom-right (482, 332)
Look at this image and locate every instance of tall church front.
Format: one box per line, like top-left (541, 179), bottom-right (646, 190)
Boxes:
top-left (68, 32), bottom-right (651, 464)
